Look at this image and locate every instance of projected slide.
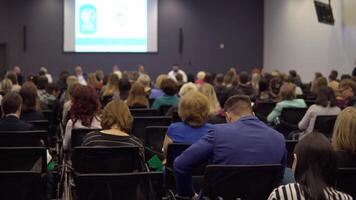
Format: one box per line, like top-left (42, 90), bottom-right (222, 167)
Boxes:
top-left (64, 0), bottom-right (158, 53)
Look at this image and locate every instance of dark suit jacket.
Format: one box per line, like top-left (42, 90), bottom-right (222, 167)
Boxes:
top-left (0, 115), bottom-right (34, 131)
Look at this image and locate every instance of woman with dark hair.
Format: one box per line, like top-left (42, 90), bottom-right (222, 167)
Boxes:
top-left (63, 85), bottom-right (102, 151)
top-left (298, 86), bottom-right (340, 139)
top-left (126, 83), bottom-right (149, 108)
top-left (118, 78), bottom-right (131, 101)
top-left (151, 78), bottom-right (179, 109)
top-left (268, 133), bottom-right (352, 200)
top-left (19, 82), bottom-right (46, 121)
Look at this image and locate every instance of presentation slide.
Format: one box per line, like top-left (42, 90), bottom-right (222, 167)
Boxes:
top-left (64, 0), bottom-right (158, 53)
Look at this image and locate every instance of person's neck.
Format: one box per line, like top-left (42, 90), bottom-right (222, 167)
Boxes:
top-left (230, 113), bottom-right (253, 123)
top-left (6, 113), bottom-right (19, 119)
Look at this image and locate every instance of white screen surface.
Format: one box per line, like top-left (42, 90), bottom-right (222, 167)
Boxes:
top-left (64, 0), bottom-right (158, 53)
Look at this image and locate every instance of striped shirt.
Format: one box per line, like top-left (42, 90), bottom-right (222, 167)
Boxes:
top-left (268, 183), bottom-right (352, 200)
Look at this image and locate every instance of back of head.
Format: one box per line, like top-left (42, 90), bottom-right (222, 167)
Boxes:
top-left (36, 75), bottom-right (49, 90)
top-left (118, 78), bottom-right (131, 93)
top-left (1, 92), bottom-right (22, 115)
top-left (127, 83), bottom-right (148, 107)
top-left (315, 86), bottom-right (337, 107)
top-left (341, 74), bottom-right (352, 80)
top-left (178, 82), bottom-right (198, 97)
top-left (258, 77), bottom-right (269, 92)
top-left (178, 91), bottom-right (210, 127)
top-left (19, 82), bottom-right (39, 112)
top-left (155, 74), bottom-right (169, 88)
top-left (5, 71), bottom-right (18, 85)
top-left (1, 79), bottom-right (13, 94)
top-left (239, 71), bottom-right (249, 84)
top-left (339, 79), bottom-right (356, 93)
top-left (95, 70), bottom-right (104, 81)
top-left (224, 95), bottom-right (252, 117)
top-left (137, 74), bottom-right (151, 87)
top-left (101, 100), bottom-right (133, 133)
top-left (289, 70), bottom-right (297, 78)
top-left (280, 82), bottom-right (296, 100)
top-left (332, 107), bottom-right (356, 153)
top-left (294, 132), bottom-right (336, 200)
top-left (197, 71), bottom-right (206, 80)
top-left (199, 83), bottom-right (221, 114)
top-left (215, 74), bottom-right (224, 85)
top-left (329, 70), bottom-right (338, 81)
top-left (160, 78), bottom-right (177, 96)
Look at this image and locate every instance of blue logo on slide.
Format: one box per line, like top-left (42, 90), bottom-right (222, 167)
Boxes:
top-left (79, 4), bottom-right (97, 34)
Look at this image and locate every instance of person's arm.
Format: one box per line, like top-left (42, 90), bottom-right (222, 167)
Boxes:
top-left (267, 103), bottom-right (282, 123)
top-left (298, 107), bottom-right (313, 130)
top-left (63, 120), bottom-right (73, 151)
top-left (163, 135), bottom-right (173, 158)
top-left (151, 98), bottom-right (160, 109)
top-left (267, 188), bottom-right (278, 200)
top-left (181, 71), bottom-right (188, 82)
top-left (174, 130), bottom-right (215, 197)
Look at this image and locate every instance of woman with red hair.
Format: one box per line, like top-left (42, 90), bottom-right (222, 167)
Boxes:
top-left (63, 85), bottom-right (102, 151)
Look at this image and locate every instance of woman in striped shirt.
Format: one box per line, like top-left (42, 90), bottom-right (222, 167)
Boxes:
top-left (268, 133), bottom-right (352, 200)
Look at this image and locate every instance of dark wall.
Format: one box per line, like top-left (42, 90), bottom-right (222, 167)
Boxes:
top-left (0, 0), bottom-right (263, 79)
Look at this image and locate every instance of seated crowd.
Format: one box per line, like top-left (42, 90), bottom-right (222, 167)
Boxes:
top-left (0, 64), bottom-right (355, 200)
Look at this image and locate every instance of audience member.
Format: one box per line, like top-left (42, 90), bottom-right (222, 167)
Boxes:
top-left (63, 85), bottom-right (102, 151)
top-left (328, 70), bottom-right (339, 93)
top-left (37, 75), bottom-right (55, 108)
top-left (19, 82), bottom-right (46, 121)
top-left (269, 76), bottom-right (283, 100)
top-left (198, 83), bottom-right (221, 115)
top-left (75, 66), bottom-right (87, 85)
top-left (137, 64), bottom-right (146, 77)
top-left (62, 82), bottom-right (80, 125)
top-left (163, 91), bottom-right (213, 157)
top-left (112, 64), bottom-right (122, 80)
top-left (178, 83), bottom-right (198, 97)
top-left (151, 78), bottom-right (179, 109)
top-left (0, 92), bottom-right (34, 131)
top-left (268, 133), bottom-right (351, 200)
top-left (5, 71), bottom-right (21, 92)
top-left (298, 87), bottom-right (340, 139)
top-left (0, 78), bottom-right (13, 95)
top-left (267, 83), bottom-right (307, 123)
top-left (82, 100), bottom-right (144, 159)
top-left (195, 71), bottom-right (206, 86)
top-left (95, 70), bottom-right (104, 84)
top-left (311, 76), bottom-right (328, 96)
top-left (168, 65), bottom-right (187, 83)
top-left (203, 72), bottom-right (214, 86)
top-left (126, 83), bottom-right (149, 108)
top-left (238, 71), bottom-right (257, 100)
top-left (137, 74), bottom-right (151, 95)
top-left (87, 73), bottom-right (102, 92)
top-left (341, 74), bottom-right (352, 81)
top-left (257, 77), bottom-right (273, 101)
top-left (101, 74), bottom-right (120, 101)
top-left (337, 79), bottom-right (356, 109)
top-left (39, 67), bottom-right (53, 83)
top-left (149, 74), bottom-right (168, 100)
top-left (288, 70), bottom-right (302, 86)
top-left (174, 95), bottom-right (286, 198)
top-left (118, 78), bottom-right (131, 101)
top-left (13, 66), bottom-right (24, 85)
top-left (57, 70), bottom-right (70, 92)
top-left (251, 72), bottom-right (261, 92)
top-left (332, 107), bottom-right (356, 167)
top-left (175, 73), bottom-right (185, 90)
top-left (213, 73), bottom-right (225, 99)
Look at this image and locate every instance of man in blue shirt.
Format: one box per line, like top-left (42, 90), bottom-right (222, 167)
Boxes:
top-left (173, 95), bottom-right (286, 198)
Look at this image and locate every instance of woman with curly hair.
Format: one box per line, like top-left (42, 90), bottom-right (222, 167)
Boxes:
top-left (63, 85), bottom-right (102, 151)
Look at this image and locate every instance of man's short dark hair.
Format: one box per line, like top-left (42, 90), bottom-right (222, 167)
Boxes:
top-left (1, 92), bottom-right (22, 115)
top-left (36, 75), bottom-right (48, 90)
top-left (224, 95), bottom-right (252, 114)
top-left (239, 72), bottom-right (249, 84)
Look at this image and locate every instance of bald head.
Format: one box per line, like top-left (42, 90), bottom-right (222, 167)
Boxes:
top-left (224, 95), bottom-right (253, 122)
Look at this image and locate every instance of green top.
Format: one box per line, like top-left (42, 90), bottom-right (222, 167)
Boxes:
top-left (151, 95), bottom-right (179, 109)
top-left (267, 99), bottom-right (307, 123)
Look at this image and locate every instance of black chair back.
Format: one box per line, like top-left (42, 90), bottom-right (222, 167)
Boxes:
top-left (336, 168), bottom-right (356, 198)
top-left (280, 107), bottom-right (307, 125)
top-left (253, 101), bottom-right (276, 122)
top-left (144, 126), bottom-right (168, 158)
top-left (101, 95), bottom-right (113, 108)
top-left (314, 115), bottom-right (337, 138)
top-left (132, 116), bottom-right (172, 139)
top-left (27, 120), bottom-right (50, 131)
top-left (130, 108), bottom-right (159, 117)
top-left (0, 171), bottom-right (43, 200)
top-left (159, 105), bottom-right (173, 115)
top-left (76, 172), bottom-right (164, 200)
top-left (0, 147), bottom-right (47, 173)
top-left (71, 128), bottom-right (101, 149)
top-left (305, 100), bottom-right (315, 107)
top-left (202, 165), bottom-right (283, 200)
top-left (72, 146), bottom-right (143, 173)
top-left (41, 110), bottom-right (54, 122)
top-left (0, 130), bottom-right (47, 147)
top-left (286, 140), bottom-right (298, 168)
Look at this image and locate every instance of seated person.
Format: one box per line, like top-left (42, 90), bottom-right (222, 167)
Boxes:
top-left (63, 85), bottom-right (102, 151)
top-left (82, 100), bottom-right (144, 158)
top-left (174, 95), bottom-right (286, 198)
top-left (298, 86), bottom-right (340, 139)
top-left (19, 82), bottom-right (46, 121)
top-left (151, 78), bottom-right (179, 109)
top-left (126, 83), bottom-right (149, 108)
top-left (163, 91), bottom-right (213, 157)
top-left (267, 83), bottom-right (307, 124)
top-left (332, 107), bottom-right (356, 167)
top-left (0, 92), bottom-right (34, 131)
top-left (268, 133), bottom-right (352, 200)
top-left (237, 71), bottom-right (257, 100)
top-left (36, 75), bottom-right (56, 108)
top-left (337, 79), bottom-right (356, 109)
top-left (149, 74), bottom-right (169, 100)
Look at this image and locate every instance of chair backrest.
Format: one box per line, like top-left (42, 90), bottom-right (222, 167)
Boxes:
top-left (166, 143), bottom-right (191, 169)
top-left (253, 101), bottom-right (276, 122)
top-left (314, 115), bottom-right (337, 138)
top-left (144, 126), bottom-right (168, 155)
top-left (305, 100), bottom-right (316, 107)
top-left (41, 110), bottom-right (54, 122)
top-left (132, 116), bottom-right (172, 139)
top-left (71, 128), bottom-right (101, 148)
top-left (336, 168), bottom-right (356, 198)
top-left (0, 147), bottom-right (47, 173)
top-left (202, 165), bottom-right (283, 200)
top-left (159, 105), bottom-right (173, 115)
top-left (0, 130), bottom-right (47, 147)
top-left (130, 108), bottom-right (159, 117)
top-left (72, 146), bottom-right (143, 173)
top-left (0, 171), bottom-right (43, 200)
top-left (280, 107), bottom-right (307, 124)
top-left (76, 172), bottom-right (164, 200)
top-left (27, 120), bottom-right (50, 131)
top-left (285, 140), bottom-right (298, 168)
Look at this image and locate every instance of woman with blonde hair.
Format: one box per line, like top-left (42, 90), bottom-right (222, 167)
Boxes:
top-left (163, 91), bottom-right (213, 157)
top-left (101, 74), bottom-right (120, 98)
top-left (149, 74), bottom-right (169, 100)
top-left (0, 78), bottom-right (13, 95)
top-left (199, 83), bottom-right (221, 115)
top-left (126, 83), bottom-right (149, 108)
top-left (332, 107), bottom-right (356, 167)
top-left (87, 73), bottom-right (102, 92)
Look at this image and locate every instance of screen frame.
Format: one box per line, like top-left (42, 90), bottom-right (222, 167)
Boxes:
top-left (62, 0), bottom-right (159, 54)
